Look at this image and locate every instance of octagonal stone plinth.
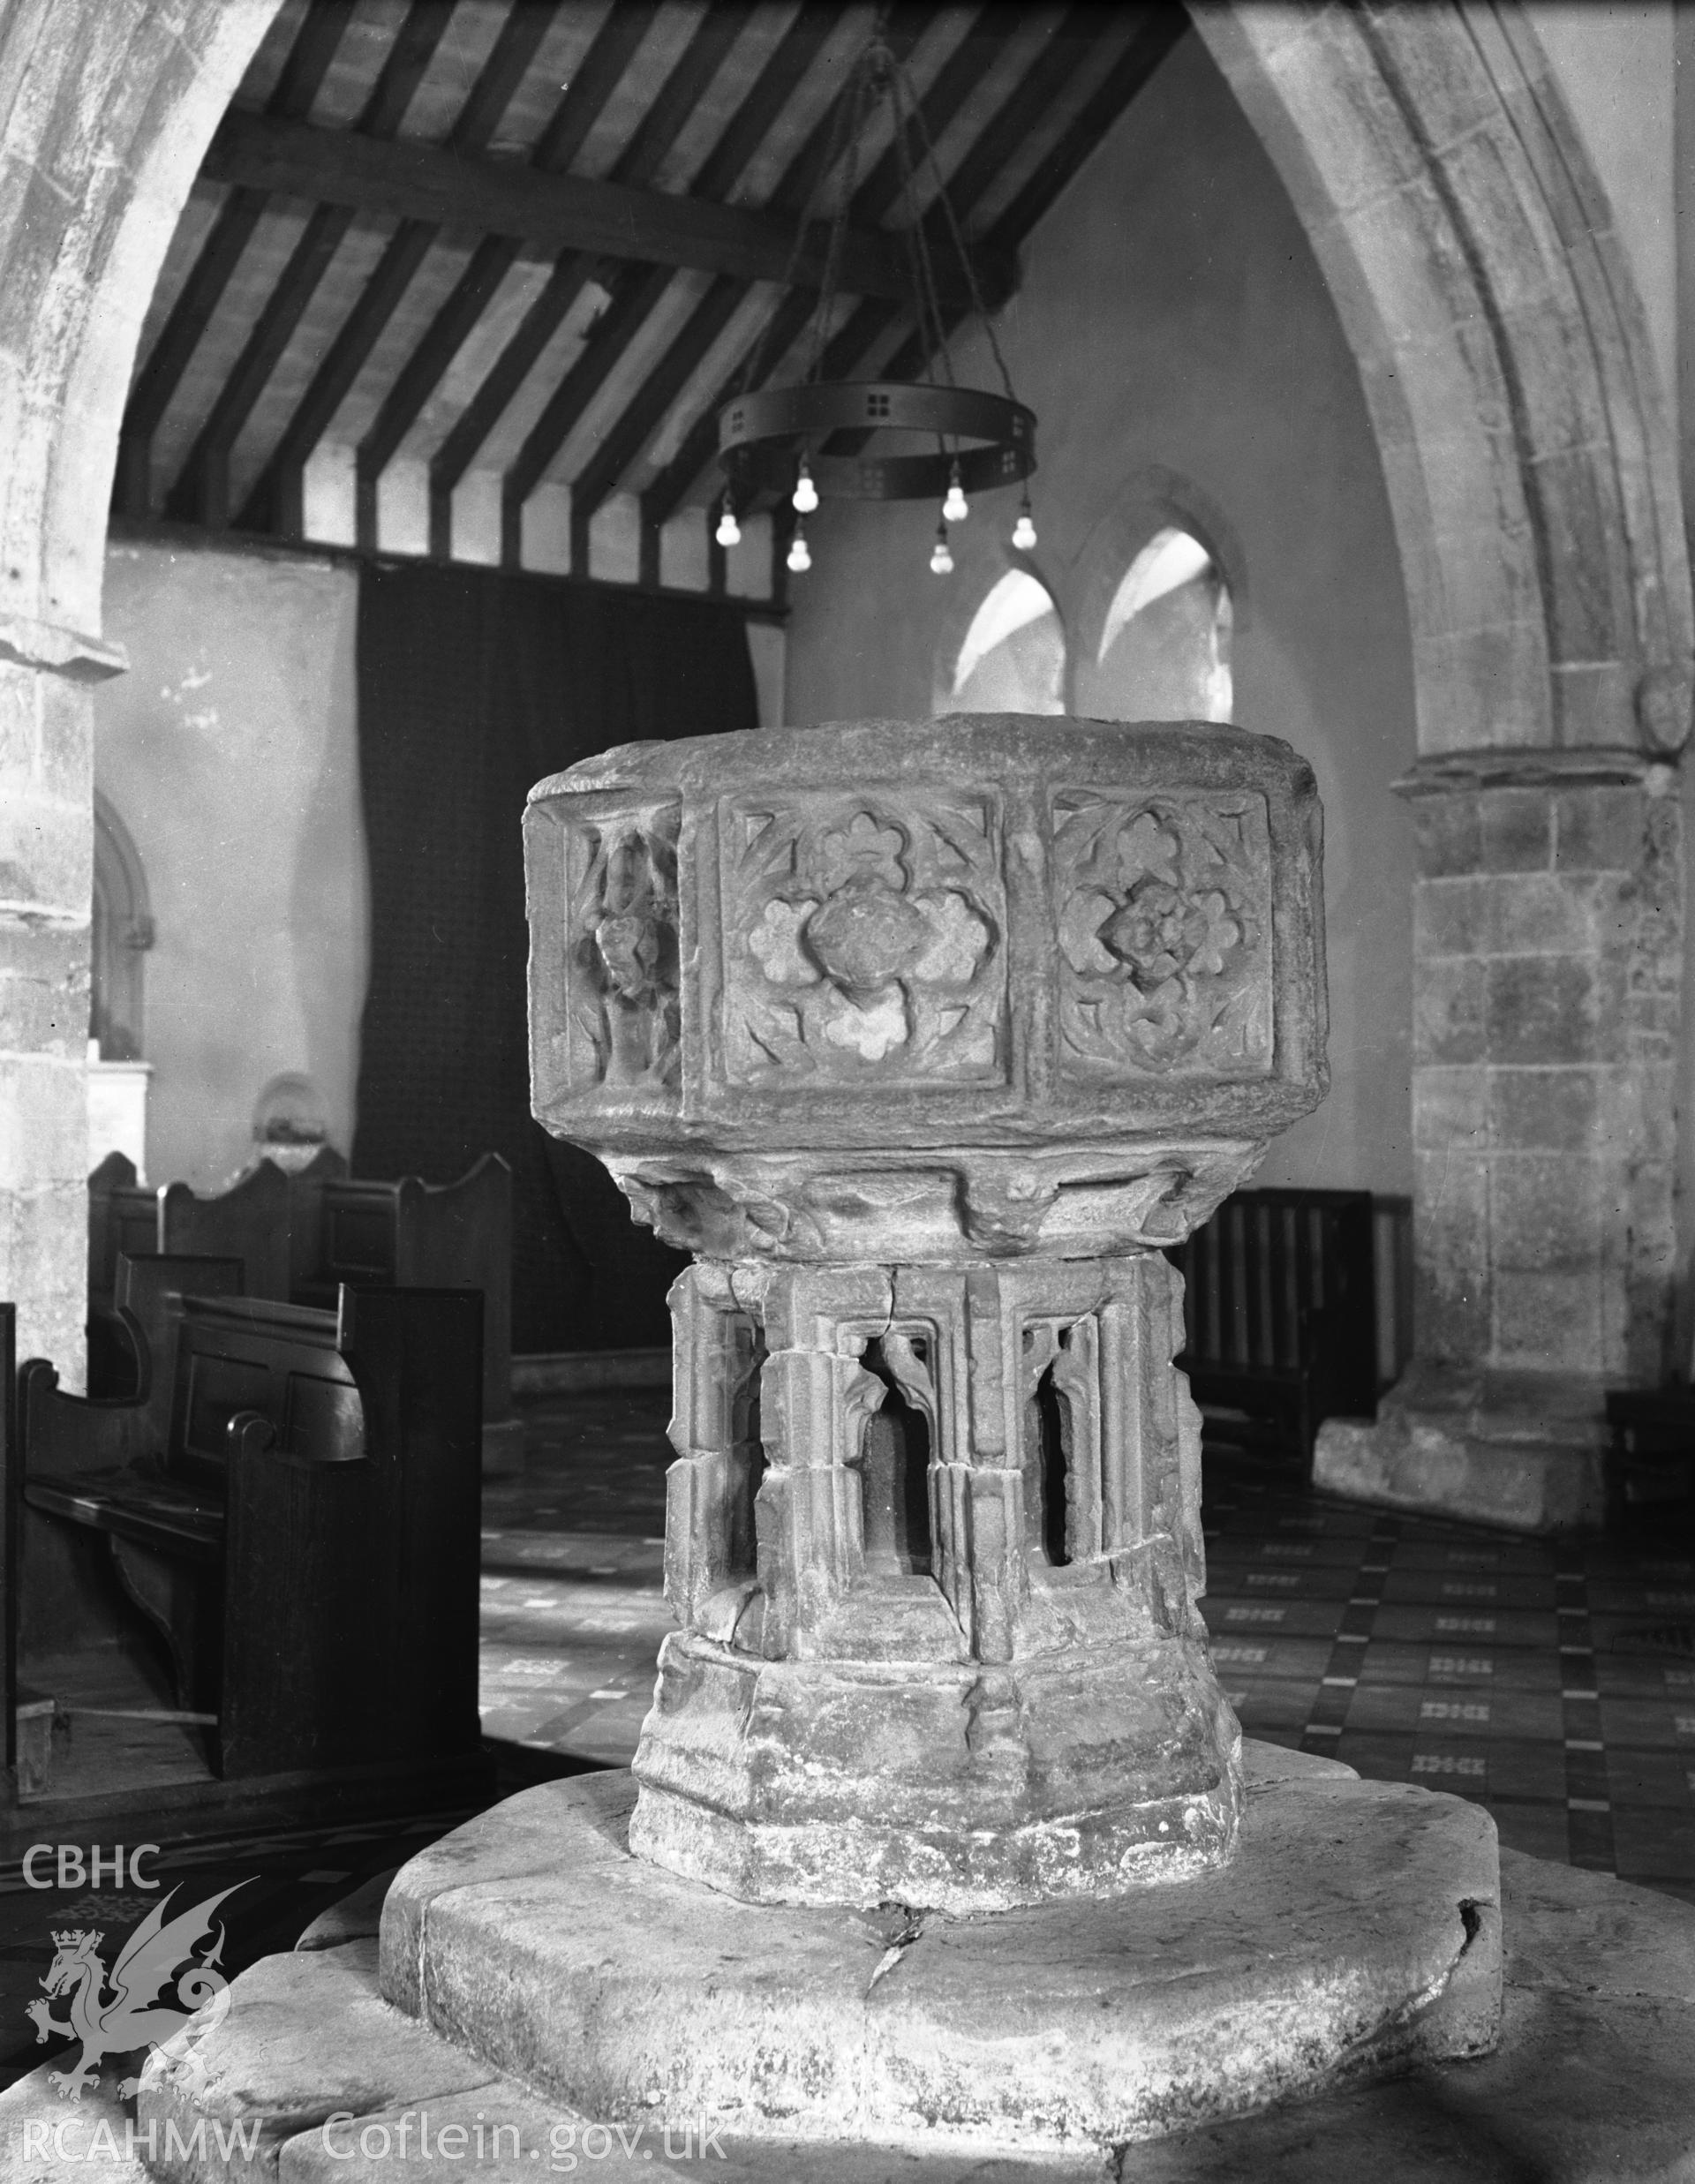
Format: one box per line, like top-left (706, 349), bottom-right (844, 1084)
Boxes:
top-left (380, 1749), bottom-right (1502, 2158)
top-left (524, 714), bottom-right (1328, 1909)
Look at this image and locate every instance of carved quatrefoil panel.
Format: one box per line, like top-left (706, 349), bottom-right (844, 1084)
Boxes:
top-left (721, 792), bottom-right (1006, 1087)
top-left (1052, 791), bottom-right (1273, 1079)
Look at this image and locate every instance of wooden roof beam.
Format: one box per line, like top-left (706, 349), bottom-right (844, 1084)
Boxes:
top-left (566, 275), bottom-right (746, 570)
top-left (817, 7), bottom-right (1185, 469)
top-left (166, 0), bottom-right (462, 529)
top-left (201, 110), bottom-right (1016, 310)
top-left (235, 0), bottom-right (581, 537)
top-left (597, 4), bottom-right (1006, 561)
top-left (519, 6), bottom-right (947, 570)
top-left (114, 1), bottom-right (349, 520)
top-left (368, 0), bottom-right (751, 554)
top-left (429, 2), bottom-right (855, 561)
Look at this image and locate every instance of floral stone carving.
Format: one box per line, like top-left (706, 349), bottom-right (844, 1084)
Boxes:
top-left (1056, 791), bottom-right (1273, 1076)
top-left (729, 795), bottom-right (1003, 1079)
top-left (525, 713), bottom-right (1327, 1910)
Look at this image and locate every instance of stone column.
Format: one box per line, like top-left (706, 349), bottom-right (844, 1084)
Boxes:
top-left (526, 712), bottom-right (1329, 1911)
top-left (0, 0), bottom-right (280, 1376)
top-left (1317, 748), bottom-right (1683, 1531)
top-left (0, 629), bottom-right (117, 1379)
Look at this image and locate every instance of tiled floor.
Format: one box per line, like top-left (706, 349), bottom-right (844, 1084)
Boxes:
top-left (1201, 1464), bottom-right (1695, 1905)
top-left (487, 1389), bottom-right (1695, 1906)
top-left (479, 1390), bottom-right (674, 1763)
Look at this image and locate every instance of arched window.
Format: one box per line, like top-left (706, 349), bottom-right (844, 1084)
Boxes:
top-left (945, 569), bottom-right (1065, 714)
top-left (1083, 528), bottom-right (1232, 722)
top-left (91, 793), bottom-right (153, 1060)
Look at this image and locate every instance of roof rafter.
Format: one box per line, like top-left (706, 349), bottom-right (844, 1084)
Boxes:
top-left (501, 260), bottom-right (680, 563)
top-left (115, 1), bottom-right (349, 519)
top-left (236, 0), bottom-right (585, 538)
top-left (566, 276), bottom-right (746, 569)
top-left (360, 0), bottom-right (755, 553)
top-left (524, 6), bottom-right (961, 569)
top-left (592, 4), bottom-right (1013, 567)
top-left (635, 2), bottom-right (1013, 544)
top-left (817, 5), bottom-right (1175, 469)
top-left (166, 0), bottom-right (461, 528)
top-left (431, 1), bottom-right (847, 560)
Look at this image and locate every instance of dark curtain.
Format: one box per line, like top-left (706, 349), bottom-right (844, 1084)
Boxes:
top-left (353, 561), bottom-right (759, 1352)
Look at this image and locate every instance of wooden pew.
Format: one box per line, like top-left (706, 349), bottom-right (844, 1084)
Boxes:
top-left (90, 1150), bottom-right (518, 1470)
top-left (295, 1154), bottom-right (518, 1472)
top-left (1165, 1186), bottom-right (1378, 1466)
top-left (86, 1150), bottom-right (160, 1318)
top-left (1603, 1387), bottom-right (1695, 1533)
top-left (159, 1161), bottom-right (292, 1299)
top-left (87, 1156), bottom-right (291, 1397)
top-left (89, 1252), bottom-right (246, 1427)
top-left (16, 1285), bottom-right (483, 1781)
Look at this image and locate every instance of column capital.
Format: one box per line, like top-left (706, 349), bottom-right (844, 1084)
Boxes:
top-left (0, 611), bottom-right (126, 682)
top-left (1393, 747), bottom-right (1650, 799)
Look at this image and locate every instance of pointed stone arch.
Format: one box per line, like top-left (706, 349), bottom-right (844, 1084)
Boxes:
top-left (1187, 5), bottom-right (1692, 1497)
top-left (1189, 3), bottom-right (1691, 757)
top-left (0, 0), bottom-right (278, 1362)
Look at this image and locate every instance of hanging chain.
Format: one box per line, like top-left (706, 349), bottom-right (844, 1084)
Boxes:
top-left (900, 46), bottom-right (1018, 406)
top-left (802, 49), bottom-right (875, 387)
top-left (733, 23), bottom-right (872, 403)
top-left (719, 13), bottom-right (1026, 519)
top-left (883, 46), bottom-right (952, 394)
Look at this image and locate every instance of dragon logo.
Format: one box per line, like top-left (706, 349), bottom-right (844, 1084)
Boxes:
top-left (26, 1884), bottom-right (243, 2100)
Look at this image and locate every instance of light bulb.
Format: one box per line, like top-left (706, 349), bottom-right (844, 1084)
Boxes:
top-left (942, 466), bottom-right (968, 524)
top-left (1012, 502), bottom-right (1037, 551)
top-left (792, 463), bottom-right (818, 515)
top-left (787, 526), bottom-right (811, 574)
top-left (930, 526), bottom-right (953, 576)
top-left (715, 502), bottom-right (741, 547)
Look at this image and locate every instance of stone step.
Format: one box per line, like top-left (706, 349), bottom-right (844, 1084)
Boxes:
top-left (4, 1754), bottom-right (1692, 2183)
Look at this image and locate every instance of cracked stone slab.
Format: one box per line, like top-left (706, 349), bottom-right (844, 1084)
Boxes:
top-left (1117, 1849), bottom-right (1695, 2182)
top-left (134, 1940), bottom-right (499, 2181)
top-left (378, 1743), bottom-right (1501, 2155)
top-left (274, 2080), bottom-right (689, 2182)
top-left (15, 1774), bottom-right (1694, 2184)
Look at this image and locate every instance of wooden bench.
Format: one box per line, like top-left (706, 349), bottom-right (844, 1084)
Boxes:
top-left (17, 1285), bottom-right (484, 1781)
top-left (88, 1152), bottom-right (297, 1307)
top-left (87, 1150), bottom-right (518, 1469)
top-left (293, 1153), bottom-right (516, 1467)
top-left (1165, 1186), bottom-right (1379, 1466)
top-left (1603, 1388), bottom-right (1695, 1532)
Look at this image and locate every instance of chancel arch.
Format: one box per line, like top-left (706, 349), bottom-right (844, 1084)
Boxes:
top-left (0, 0), bottom-right (280, 1363)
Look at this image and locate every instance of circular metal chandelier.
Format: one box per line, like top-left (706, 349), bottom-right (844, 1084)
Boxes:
top-left (714, 27), bottom-right (1038, 578)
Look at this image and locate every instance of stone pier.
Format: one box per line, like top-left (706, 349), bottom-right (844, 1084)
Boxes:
top-left (1317, 745), bottom-right (1684, 1532)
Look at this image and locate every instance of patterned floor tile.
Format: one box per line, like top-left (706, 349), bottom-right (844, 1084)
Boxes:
top-left (485, 1394), bottom-right (1695, 1900)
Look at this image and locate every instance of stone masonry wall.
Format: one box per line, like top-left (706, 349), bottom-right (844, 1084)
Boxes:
top-left (1411, 764), bottom-right (1682, 1383)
